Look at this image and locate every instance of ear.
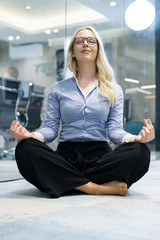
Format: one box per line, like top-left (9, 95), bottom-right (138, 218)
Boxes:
top-left (72, 54), bottom-right (75, 58)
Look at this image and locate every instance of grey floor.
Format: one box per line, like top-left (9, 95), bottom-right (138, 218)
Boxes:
top-left (0, 154), bottom-right (160, 240)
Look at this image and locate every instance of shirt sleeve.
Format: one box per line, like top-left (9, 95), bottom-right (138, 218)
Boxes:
top-left (32, 131), bottom-right (44, 142)
top-left (121, 133), bottom-right (135, 143)
top-left (106, 85), bottom-right (131, 144)
top-left (36, 85), bottom-right (60, 143)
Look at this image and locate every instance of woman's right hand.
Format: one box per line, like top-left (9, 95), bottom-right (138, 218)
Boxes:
top-left (10, 120), bottom-right (35, 140)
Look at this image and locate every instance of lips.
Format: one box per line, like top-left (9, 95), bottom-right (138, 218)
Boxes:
top-left (82, 49), bottom-right (91, 53)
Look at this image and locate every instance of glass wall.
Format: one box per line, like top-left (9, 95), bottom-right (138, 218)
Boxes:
top-left (123, 0), bottom-right (155, 151)
top-left (0, 0), bottom-right (66, 155)
top-left (66, 0), bottom-right (155, 150)
top-left (0, 0), bottom-right (156, 161)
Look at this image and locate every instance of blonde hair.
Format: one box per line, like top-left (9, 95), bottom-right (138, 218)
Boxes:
top-left (65, 26), bottom-right (117, 105)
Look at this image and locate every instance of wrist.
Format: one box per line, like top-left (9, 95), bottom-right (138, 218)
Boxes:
top-left (130, 136), bottom-right (136, 142)
top-left (122, 134), bottom-right (136, 143)
top-left (30, 133), bottom-right (37, 139)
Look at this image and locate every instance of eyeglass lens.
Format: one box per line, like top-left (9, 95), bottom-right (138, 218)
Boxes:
top-left (74, 37), bottom-right (97, 45)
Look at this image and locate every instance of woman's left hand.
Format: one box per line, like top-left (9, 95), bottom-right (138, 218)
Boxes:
top-left (130, 119), bottom-right (155, 143)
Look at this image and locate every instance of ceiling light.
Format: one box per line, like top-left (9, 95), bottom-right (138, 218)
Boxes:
top-left (45, 29), bottom-right (52, 35)
top-left (53, 29), bottom-right (59, 33)
top-left (110, 1), bottom-right (117, 7)
top-left (136, 87), bottom-right (151, 95)
top-left (125, 0), bottom-right (155, 31)
top-left (125, 78), bottom-right (139, 84)
top-left (8, 36), bottom-right (14, 41)
top-left (144, 95), bottom-right (155, 99)
top-left (15, 35), bottom-right (20, 40)
top-left (140, 85), bottom-right (156, 89)
top-left (26, 6), bottom-right (31, 10)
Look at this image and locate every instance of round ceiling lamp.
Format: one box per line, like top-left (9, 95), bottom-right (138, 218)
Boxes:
top-left (125, 0), bottom-right (155, 31)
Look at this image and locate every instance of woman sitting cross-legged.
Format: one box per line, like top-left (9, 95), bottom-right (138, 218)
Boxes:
top-left (10, 26), bottom-right (155, 198)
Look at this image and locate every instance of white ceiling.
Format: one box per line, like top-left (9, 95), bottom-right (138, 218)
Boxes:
top-left (0, 0), bottom-right (124, 45)
top-left (0, 0), bottom-right (108, 33)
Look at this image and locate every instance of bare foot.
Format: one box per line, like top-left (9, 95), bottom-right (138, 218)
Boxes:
top-left (101, 181), bottom-right (128, 196)
top-left (75, 181), bottom-right (128, 196)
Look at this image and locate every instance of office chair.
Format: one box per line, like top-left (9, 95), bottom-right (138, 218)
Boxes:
top-left (18, 82), bottom-right (45, 131)
top-left (0, 77), bottom-right (20, 159)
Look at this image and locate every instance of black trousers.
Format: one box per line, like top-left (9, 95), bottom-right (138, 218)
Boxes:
top-left (15, 138), bottom-right (150, 198)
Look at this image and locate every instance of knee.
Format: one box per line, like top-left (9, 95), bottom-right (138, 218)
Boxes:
top-left (136, 142), bottom-right (150, 159)
top-left (132, 142), bottom-right (150, 167)
top-left (15, 138), bottom-right (36, 157)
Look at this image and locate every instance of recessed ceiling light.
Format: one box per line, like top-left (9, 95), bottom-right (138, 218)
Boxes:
top-left (110, 1), bottom-right (117, 7)
top-left (15, 35), bottom-right (20, 40)
top-left (53, 29), bottom-right (59, 33)
top-left (26, 5), bottom-right (31, 10)
top-left (45, 29), bottom-right (52, 34)
top-left (8, 36), bottom-right (14, 41)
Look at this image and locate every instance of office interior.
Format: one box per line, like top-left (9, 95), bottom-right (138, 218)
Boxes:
top-left (0, 0), bottom-right (159, 159)
top-left (0, 1), bottom-right (160, 239)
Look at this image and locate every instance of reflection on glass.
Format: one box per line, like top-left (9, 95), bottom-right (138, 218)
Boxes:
top-left (0, 0), bottom-right (66, 160)
top-left (66, 0), bottom-right (155, 149)
top-left (124, 0), bottom-right (155, 149)
top-left (0, 0), bottom-right (156, 163)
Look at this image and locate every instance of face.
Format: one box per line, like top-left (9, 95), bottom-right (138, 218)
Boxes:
top-left (73, 29), bottom-right (98, 64)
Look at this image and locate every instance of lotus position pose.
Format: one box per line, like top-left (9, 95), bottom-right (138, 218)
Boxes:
top-left (10, 27), bottom-right (155, 198)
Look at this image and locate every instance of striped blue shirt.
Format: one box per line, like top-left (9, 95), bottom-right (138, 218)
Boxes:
top-left (37, 77), bottom-right (130, 144)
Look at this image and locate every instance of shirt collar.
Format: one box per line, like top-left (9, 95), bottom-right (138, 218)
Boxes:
top-left (73, 76), bottom-right (99, 88)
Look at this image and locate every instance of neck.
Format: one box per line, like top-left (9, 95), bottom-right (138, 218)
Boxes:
top-left (78, 61), bottom-right (96, 82)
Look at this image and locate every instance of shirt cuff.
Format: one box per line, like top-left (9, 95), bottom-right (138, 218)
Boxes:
top-left (32, 132), bottom-right (44, 142)
top-left (122, 133), bottom-right (135, 143)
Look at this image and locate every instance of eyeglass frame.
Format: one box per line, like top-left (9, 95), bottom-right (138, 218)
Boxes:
top-left (74, 37), bottom-right (97, 45)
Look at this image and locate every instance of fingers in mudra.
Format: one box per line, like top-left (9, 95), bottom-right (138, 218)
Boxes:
top-left (142, 126), bottom-right (150, 141)
top-left (10, 120), bottom-right (30, 140)
top-left (136, 119), bottom-right (155, 143)
top-left (143, 119), bottom-right (155, 141)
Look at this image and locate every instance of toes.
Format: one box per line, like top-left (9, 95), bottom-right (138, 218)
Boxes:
top-left (121, 184), bottom-right (128, 196)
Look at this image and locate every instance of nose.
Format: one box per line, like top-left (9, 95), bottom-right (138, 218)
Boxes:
top-left (83, 38), bottom-right (88, 46)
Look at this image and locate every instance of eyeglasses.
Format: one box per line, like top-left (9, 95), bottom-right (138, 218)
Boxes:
top-left (74, 37), bottom-right (97, 45)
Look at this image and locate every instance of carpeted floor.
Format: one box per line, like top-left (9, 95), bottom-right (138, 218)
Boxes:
top-left (0, 160), bottom-right (22, 182)
top-left (0, 160), bottom-right (160, 240)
